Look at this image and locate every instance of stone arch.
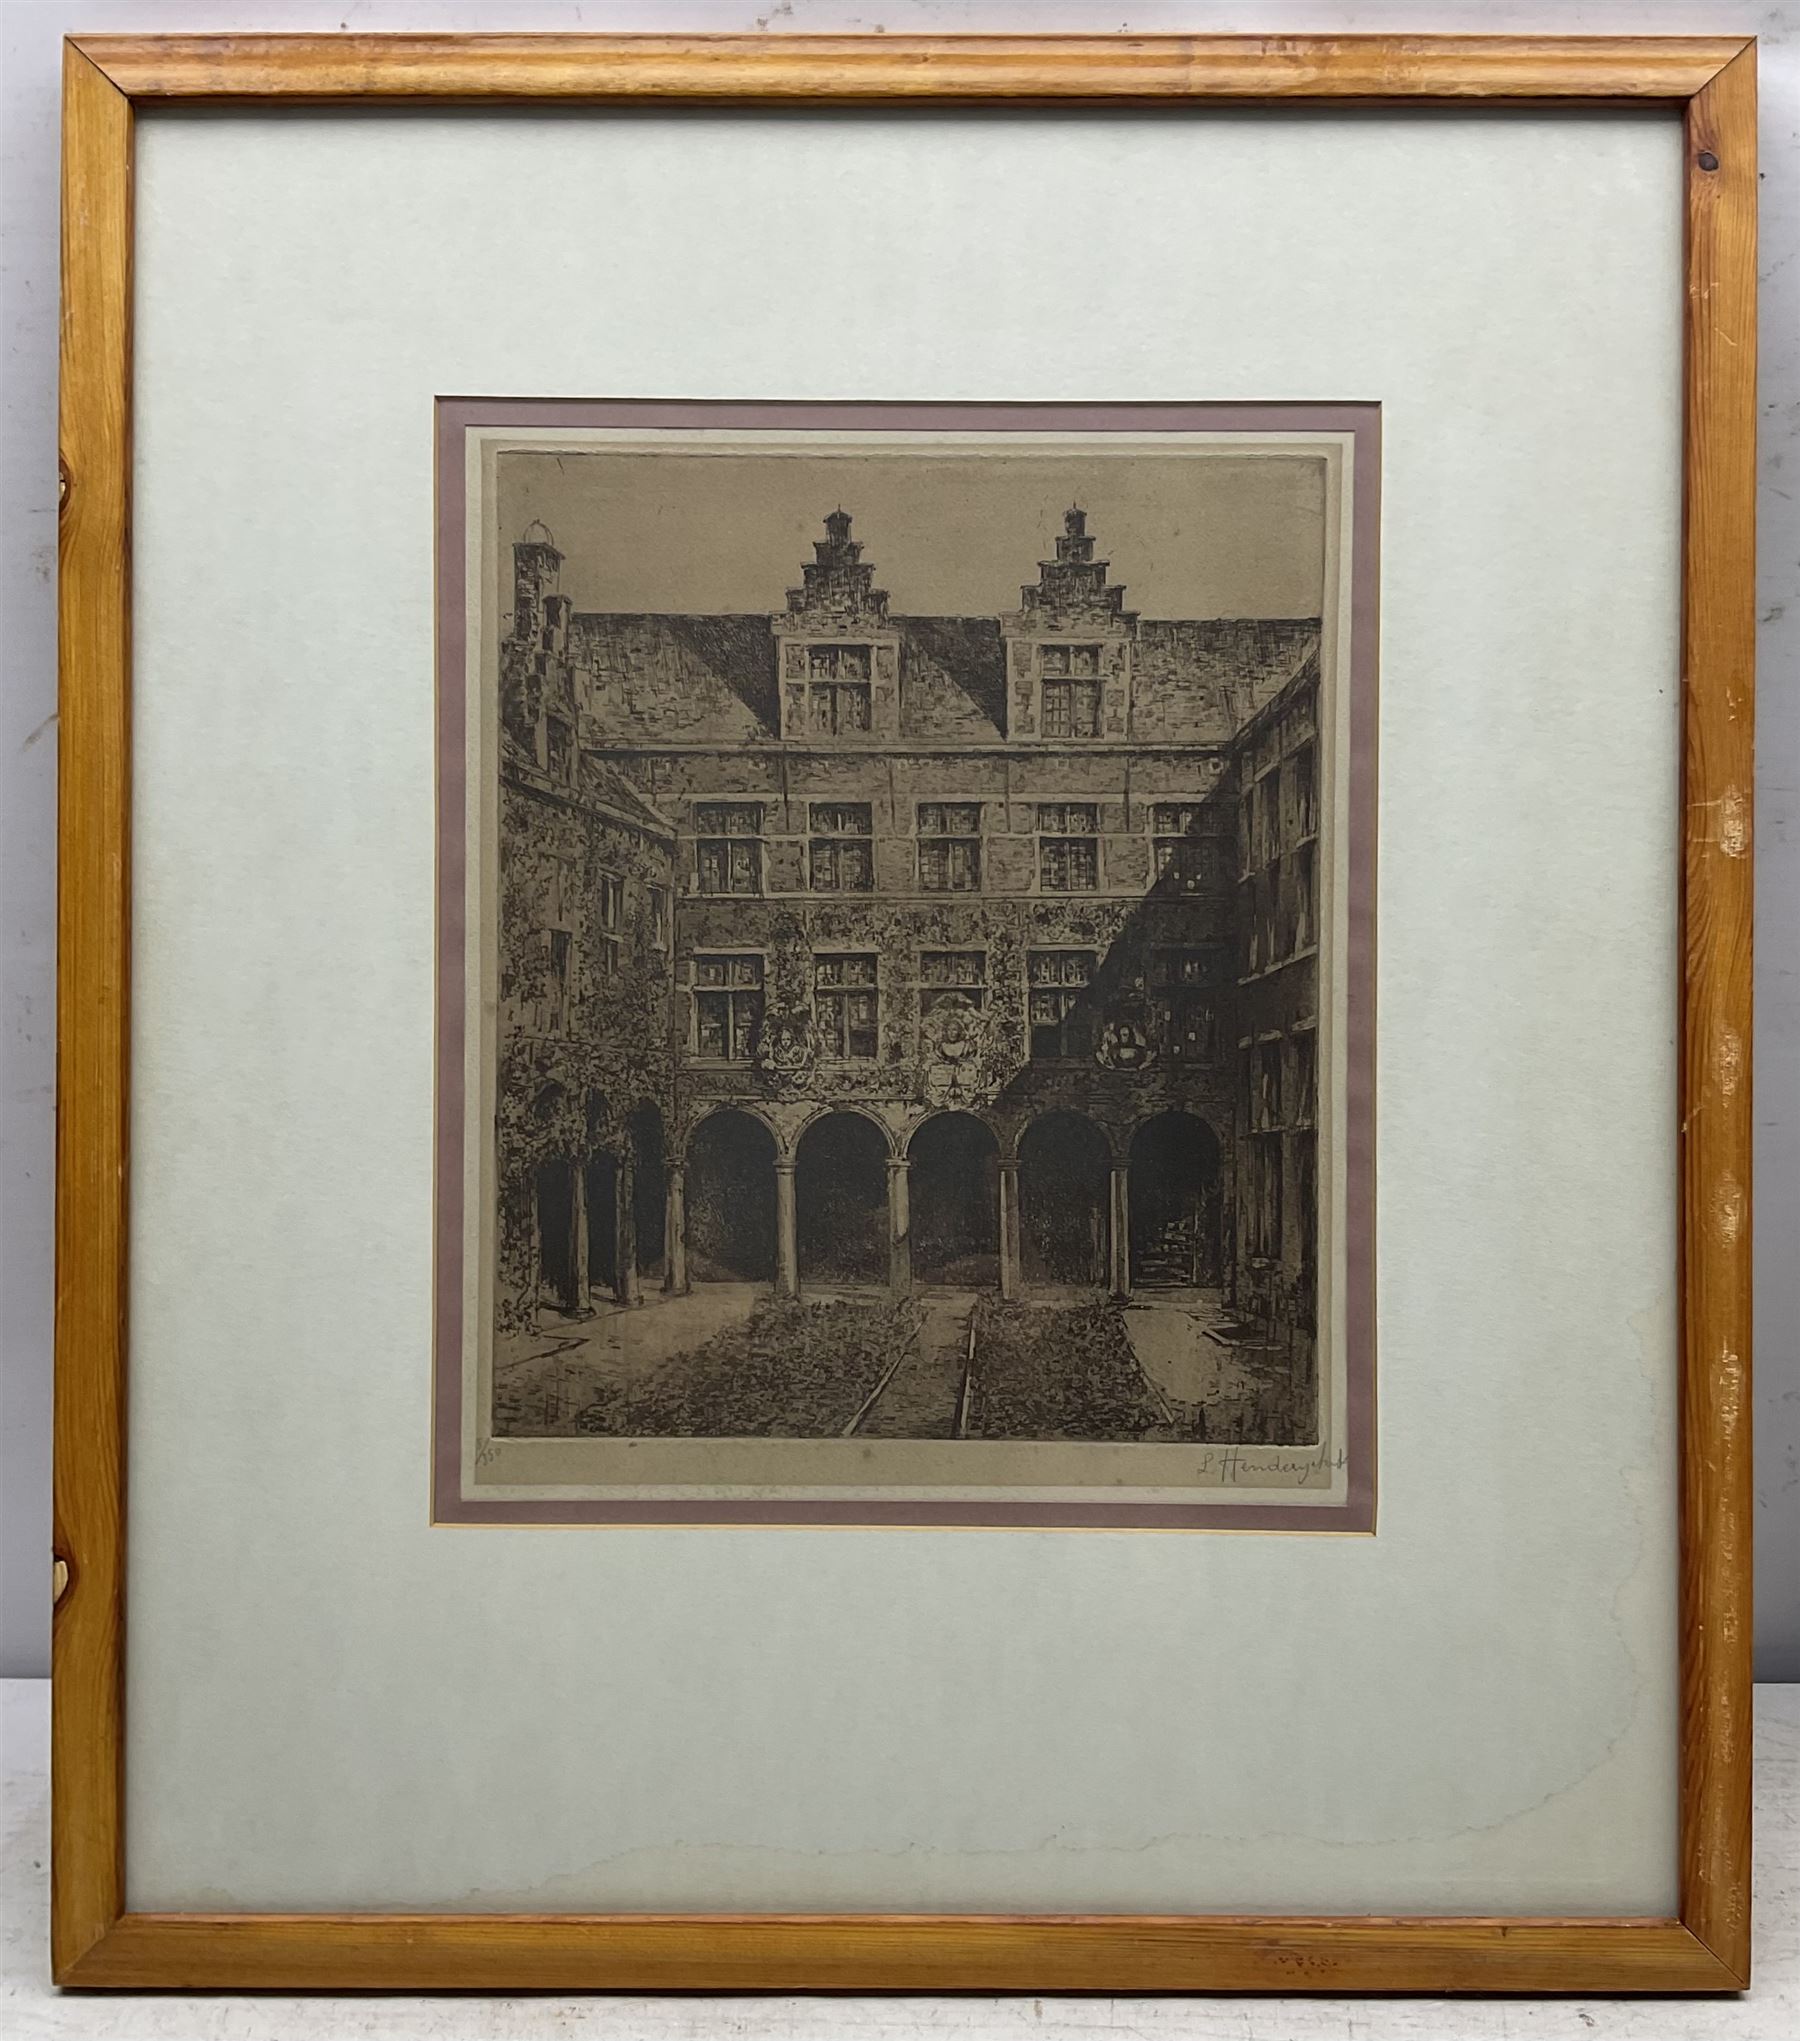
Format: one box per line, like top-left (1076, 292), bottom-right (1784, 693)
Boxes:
top-left (790, 1098), bottom-right (899, 1161)
top-left (680, 1100), bottom-right (780, 1165)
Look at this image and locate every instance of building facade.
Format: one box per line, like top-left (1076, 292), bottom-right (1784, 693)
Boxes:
top-left (494, 522), bottom-right (679, 1333)
top-left (495, 507), bottom-right (1321, 1356)
top-left (1231, 664), bottom-right (1323, 1394)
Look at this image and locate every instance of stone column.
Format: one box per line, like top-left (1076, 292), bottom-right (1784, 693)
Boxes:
top-left (887, 1156), bottom-right (912, 1296)
top-left (616, 1157), bottom-right (640, 1306)
top-left (997, 1160), bottom-right (1021, 1303)
top-left (774, 1160), bottom-right (799, 1299)
top-left (664, 1163), bottom-right (688, 1295)
top-left (1109, 1165), bottom-right (1132, 1302)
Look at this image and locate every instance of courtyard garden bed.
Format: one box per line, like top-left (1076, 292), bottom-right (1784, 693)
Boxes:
top-left (967, 1299), bottom-right (1179, 1441)
top-left (574, 1296), bottom-right (919, 1438)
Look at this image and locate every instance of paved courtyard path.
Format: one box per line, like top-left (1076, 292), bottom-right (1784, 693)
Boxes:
top-left (493, 1284), bottom-right (766, 1432)
top-left (1120, 1289), bottom-right (1266, 1417)
top-left (852, 1290), bottom-right (975, 1439)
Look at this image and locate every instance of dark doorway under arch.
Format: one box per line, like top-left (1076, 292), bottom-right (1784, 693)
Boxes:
top-left (628, 1102), bottom-right (667, 1288)
top-left (797, 1112), bottom-right (889, 1287)
top-left (583, 1153), bottom-right (618, 1299)
top-left (1129, 1111), bottom-right (1222, 1288)
top-left (687, 1110), bottom-right (777, 1284)
top-left (1019, 1112), bottom-right (1110, 1290)
top-left (534, 1158), bottom-right (581, 1312)
top-left (909, 1113), bottom-right (999, 1288)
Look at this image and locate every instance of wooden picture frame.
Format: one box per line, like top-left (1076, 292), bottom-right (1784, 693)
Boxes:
top-left (54, 32), bottom-right (1755, 1993)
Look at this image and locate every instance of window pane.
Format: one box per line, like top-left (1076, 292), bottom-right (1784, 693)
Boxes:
top-left (1041, 683), bottom-right (1071, 738)
top-left (696, 802), bottom-right (751, 834)
top-left (812, 803), bottom-right (871, 835)
top-left (921, 801), bottom-right (980, 836)
top-left (1030, 950), bottom-right (1092, 990)
top-left (732, 992), bottom-right (763, 1060)
top-left (921, 950), bottom-right (985, 990)
top-left (697, 996), bottom-right (727, 1058)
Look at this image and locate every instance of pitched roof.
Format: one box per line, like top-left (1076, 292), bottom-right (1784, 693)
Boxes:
top-left (582, 755), bottom-right (677, 837)
top-left (573, 613), bottom-right (777, 745)
top-left (1133, 619), bottom-right (1320, 743)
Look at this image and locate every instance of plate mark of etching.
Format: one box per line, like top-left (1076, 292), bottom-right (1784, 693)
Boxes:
top-left (486, 451), bottom-right (1335, 1463)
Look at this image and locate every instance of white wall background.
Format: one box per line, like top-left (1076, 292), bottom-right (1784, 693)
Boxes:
top-left (0, 0), bottom-right (1794, 1684)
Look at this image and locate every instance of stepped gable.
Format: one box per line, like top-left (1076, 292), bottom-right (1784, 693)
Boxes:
top-left (1018, 507), bottom-right (1138, 628)
top-left (786, 507), bottom-right (891, 627)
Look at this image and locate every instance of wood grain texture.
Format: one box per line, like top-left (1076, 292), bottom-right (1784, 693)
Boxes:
top-left (50, 29), bottom-right (1757, 1994)
top-left (1678, 41), bottom-right (1759, 1992)
top-left (51, 42), bottom-right (132, 1989)
top-left (72, 32), bottom-right (1746, 104)
top-left (60, 1913), bottom-right (1741, 1994)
